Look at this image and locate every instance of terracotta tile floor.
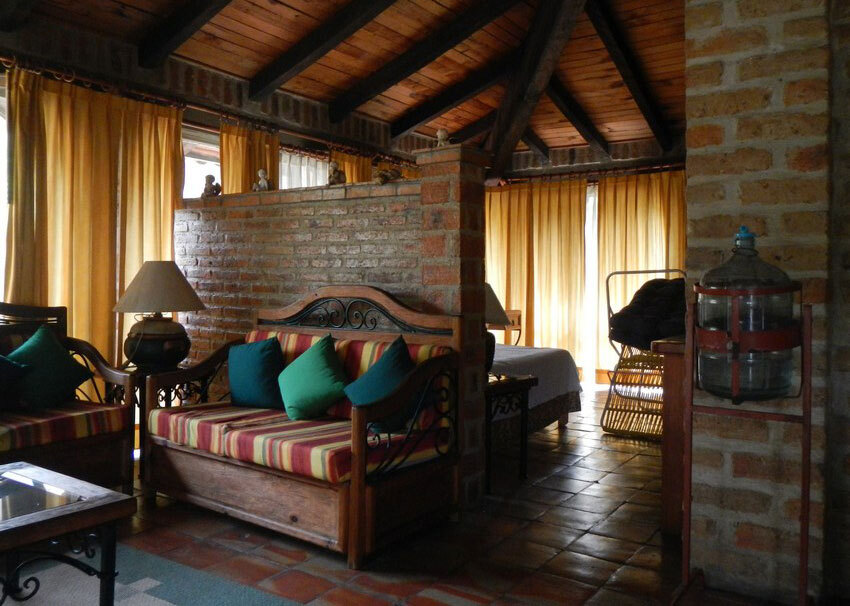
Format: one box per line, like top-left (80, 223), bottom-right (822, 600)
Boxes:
top-left (120, 388), bottom-right (685, 605)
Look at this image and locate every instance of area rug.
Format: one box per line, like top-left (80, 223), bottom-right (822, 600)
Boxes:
top-left (20, 544), bottom-right (292, 605)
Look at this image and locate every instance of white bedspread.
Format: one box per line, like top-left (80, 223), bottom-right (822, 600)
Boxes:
top-left (492, 344), bottom-right (582, 409)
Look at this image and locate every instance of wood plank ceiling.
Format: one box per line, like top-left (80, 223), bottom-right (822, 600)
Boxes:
top-left (33, 0), bottom-right (684, 157)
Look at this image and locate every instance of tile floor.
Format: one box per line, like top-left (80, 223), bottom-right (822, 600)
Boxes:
top-left (119, 388), bottom-right (685, 605)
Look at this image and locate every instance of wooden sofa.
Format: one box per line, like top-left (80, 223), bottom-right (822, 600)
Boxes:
top-left (0, 303), bottom-right (135, 493)
top-left (144, 286), bottom-right (462, 568)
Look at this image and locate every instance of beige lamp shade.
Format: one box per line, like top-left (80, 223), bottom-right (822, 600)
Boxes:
top-left (484, 283), bottom-right (510, 325)
top-left (114, 261), bottom-right (205, 313)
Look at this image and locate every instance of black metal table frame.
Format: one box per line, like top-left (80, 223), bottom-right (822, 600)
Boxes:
top-left (484, 374), bottom-right (537, 494)
top-left (1, 524), bottom-right (117, 606)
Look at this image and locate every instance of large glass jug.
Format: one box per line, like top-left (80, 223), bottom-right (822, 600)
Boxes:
top-left (696, 227), bottom-right (797, 402)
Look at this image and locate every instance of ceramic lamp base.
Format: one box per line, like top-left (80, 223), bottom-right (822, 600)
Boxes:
top-left (124, 314), bottom-right (190, 372)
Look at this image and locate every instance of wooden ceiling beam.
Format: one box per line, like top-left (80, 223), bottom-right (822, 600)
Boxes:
top-left (0, 1), bottom-right (37, 32)
top-left (390, 52), bottom-right (516, 140)
top-left (488, 0), bottom-right (587, 181)
top-left (449, 111), bottom-right (496, 143)
top-left (138, 0), bottom-right (232, 69)
top-left (328, 0), bottom-right (524, 124)
top-left (585, 0), bottom-right (672, 150)
top-left (546, 76), bottom-right (610, 158)
top-left (249, 0), bottom-right (396, 102)
top-left (521, 129), bottom-right (550, 165)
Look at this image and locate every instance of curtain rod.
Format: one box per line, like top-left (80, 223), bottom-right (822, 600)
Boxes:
top-left (503, 160), bottom-right (685, 184)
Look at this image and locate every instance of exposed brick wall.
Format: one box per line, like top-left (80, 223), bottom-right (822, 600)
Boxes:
top-left (685, 0), bottom-right (830, 600)
top-left (826, 0), bottom-right (850, 599)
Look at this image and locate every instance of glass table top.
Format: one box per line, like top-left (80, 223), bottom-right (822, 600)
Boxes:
top-left (0, 470), bottom-right (83, 521)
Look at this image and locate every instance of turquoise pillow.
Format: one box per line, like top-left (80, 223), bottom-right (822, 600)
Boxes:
top-left (278, 334), bottom-right (347, 420)
top-left (344, 336), bottom-right (416, 433)
top-left (8, 326), bottom-right (93, 408)
top-left (0, 355), bottom-right (30, 409)
top-left (228, 338), bottom-right (285, 408)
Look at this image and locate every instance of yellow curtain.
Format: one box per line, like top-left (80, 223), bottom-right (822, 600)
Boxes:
top-left (485, 179), bottom-right (586, 358)
top-left (596, 170), bottom-right (686, 372)
top-left (330, 150), bottom-right (373, 183)
top-left (4, 68), bottom-right (182, 361)
top-left (376, 159), bottom-right (420, 179)
top-left (220, 122), bottom-right (280, 194)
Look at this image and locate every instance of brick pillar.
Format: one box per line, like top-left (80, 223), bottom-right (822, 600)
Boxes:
top-left (415, 144), bottom-right (488, 506)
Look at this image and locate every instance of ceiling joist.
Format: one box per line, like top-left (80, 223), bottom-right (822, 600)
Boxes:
top-left (488, 0), bottom-right (587, 181)
top-left (521, 129), bottom-right (551, 165)
top-left (585, 0), bottom-right (671, 151)
top-left (449, 111), bottom-right (496, 143)
top-left (0, 0), bottom-right (37, 32)
top-left (328, 0), bottom-right (524, 124)
top-left (546, 76), bottom-right (610, 158)
top-left (249, 0), bottom-right (396, 102)
top-left (138, 0), bottom-right (231, 69)
top-left (390, 52), bottom-right (517, 140)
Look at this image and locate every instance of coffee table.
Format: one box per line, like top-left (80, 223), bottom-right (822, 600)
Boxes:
top-left (0, 462), bottom-right (136, 605)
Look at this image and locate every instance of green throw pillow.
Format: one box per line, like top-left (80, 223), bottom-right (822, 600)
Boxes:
top-left (344, 336), bottom-right (416, 433)
top-left (228, 338), bottom-right (285, 408)
top-left (8, 326), bottom-right (93, 408)
top-left (278, 334), bottom-right (347, 420)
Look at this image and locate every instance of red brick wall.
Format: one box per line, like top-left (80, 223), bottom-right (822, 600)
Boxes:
top-left (685, 0), bottom-right (831, 599)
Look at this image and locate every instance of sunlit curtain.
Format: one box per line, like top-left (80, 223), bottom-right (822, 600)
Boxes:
top-left (376, 159), bottom-right (420, 179)
top-left (485, 179), bottom-right (586, 359)
top-left (220, 121), bottom-right (280, 194)
top-left (596, 170), bottom-right (686, 372)
top-left (330, 150), bottom-right (372, 183)
top-left (117, 101), bottom-right (183, 360)
top-left (280, 151), bottom-right (329, 189)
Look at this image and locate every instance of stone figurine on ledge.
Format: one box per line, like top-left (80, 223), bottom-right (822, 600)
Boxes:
top-left (436, 128), bottom-right (450, 147)
top-left (201, 174), bottom-right (221, 198)
top-left (252, 168), bottom-right (273, 192)
top-left (374, 167), bottom-right (401, 184)
top-left (328, 161), bottom-right (346, 185)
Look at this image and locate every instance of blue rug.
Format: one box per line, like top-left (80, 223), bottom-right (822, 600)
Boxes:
top-left (24, 544), bottom-right (293, 605)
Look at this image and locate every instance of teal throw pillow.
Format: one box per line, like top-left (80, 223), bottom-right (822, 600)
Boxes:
top-left (344, 336), bottom-right (416, 433)
top-left (0, 355), bottom-right (31, 409)
top-left (228, 338), bottom-right (285, 408)
top-left (278, 334), bottom-right (347, 420)
top-left (8, 326), bottom-right (93, 408)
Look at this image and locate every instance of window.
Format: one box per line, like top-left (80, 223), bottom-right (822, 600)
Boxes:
top-left (279, 150), bottom-right (329, 189)
top-left (182, 127), bottom-right (220, 199)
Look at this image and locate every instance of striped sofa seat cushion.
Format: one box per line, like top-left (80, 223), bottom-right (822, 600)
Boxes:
top-left (222, 414), bottom-right (443, 483)
top-left (149, 403), bottom-right (282, 455)
top-left (244, 330), bottom-right (452, 419)
top-left (0, 401), bottom-right (128, 453)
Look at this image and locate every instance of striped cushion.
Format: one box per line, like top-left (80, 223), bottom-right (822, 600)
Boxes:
top-left (0, 401), bottom-right (128, 453)
top-left (222, 413), bottom-right (442, 483)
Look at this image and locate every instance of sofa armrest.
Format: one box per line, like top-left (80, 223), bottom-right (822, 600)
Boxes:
top-left (144, 339), bottom-right (241, 415)
top-left (62, 336), bottom-right (136, 406)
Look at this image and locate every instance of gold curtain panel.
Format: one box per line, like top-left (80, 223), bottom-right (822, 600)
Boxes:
top-left (220, 122), bottom-right (281, 195)
top-left (330, 150), bottom-right (373, 184)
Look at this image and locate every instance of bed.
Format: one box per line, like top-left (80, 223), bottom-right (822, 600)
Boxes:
top-left (490, 344), bottom-right (582, 444)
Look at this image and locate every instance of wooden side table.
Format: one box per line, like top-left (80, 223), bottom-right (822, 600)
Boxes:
top-left (485, 373), bottom-right (538, 493)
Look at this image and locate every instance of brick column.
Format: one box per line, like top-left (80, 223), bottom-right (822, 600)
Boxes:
top-left (415, 144), bottom-right (489, 506)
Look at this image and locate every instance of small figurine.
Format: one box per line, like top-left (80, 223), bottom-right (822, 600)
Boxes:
top-left (201, 174), bottom-right (221, 198)
top-left (374, 167), bottom-right (402, 184)
top-left (328, 161), bottom-right (346, 185)
top-left (436, 128), bottom-right (449, 147)
top-left (252, 168), bottom-right (273, 192)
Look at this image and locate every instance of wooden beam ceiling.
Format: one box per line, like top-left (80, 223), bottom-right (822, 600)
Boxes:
top-left (249, 0), bottom-right (396, 102)
top-left (546, 76), bottom-right (610, 158)
top-left (328, 0), bottom-right (524, 124)
top-left (488, 0), bottom-right (587, 180)
top-left (585, 0), bottom-right (672, 150)
top-left (0, 1), bottom-right (37, 32)
top-left (390, 52), bottom-right (516, 140)
top-left (449, 111), bottom-right (496, 143)
top-left (138, 0), bottom-right (231, 69)
top-left (521, 129), bottom-right (550, 164)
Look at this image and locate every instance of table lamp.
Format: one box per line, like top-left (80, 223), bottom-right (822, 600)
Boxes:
top-left (114, 261), bottom-right (205, 372)
top-left (484, 282), bottom-right (510, 372)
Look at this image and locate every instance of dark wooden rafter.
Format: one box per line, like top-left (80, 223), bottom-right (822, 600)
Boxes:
top-left (521, 129), bottom-right (550, 164)
top-left (585, 0), bottom-right (672, 150)
top-left (138, 0), bottom-right (232, 69)
top-left (546, 76), bottom-right (610, 158)
top-left (249, 0), bottom-right (396, 101)
top-left (488, 0), bottom-right (587, 180)
top-left (0, 0), bottom-right (37, 32)
top-left (390, 51), bottom-right (517, 140)
top-left (449, 111), bottom-right (496, 143)
top-left (328, 0), bottom-right (524, 124)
